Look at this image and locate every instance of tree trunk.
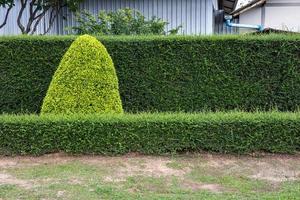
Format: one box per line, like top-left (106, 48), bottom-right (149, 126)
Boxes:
top-left (17, 0), bottom-right (28, 34)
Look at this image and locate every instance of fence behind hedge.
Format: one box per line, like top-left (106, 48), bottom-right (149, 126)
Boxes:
top-left (1, 112), bottom-right (299, 155)
top-left (1, 35), bottom-right (300, 114)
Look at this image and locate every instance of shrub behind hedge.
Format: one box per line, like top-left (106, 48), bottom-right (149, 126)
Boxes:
top-left (0, 112), bottom-right (299, 155)
top-left (1, 35), bottom-right (300, 113)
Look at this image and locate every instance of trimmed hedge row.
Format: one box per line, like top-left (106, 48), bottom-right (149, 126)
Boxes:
top-left (0, 112), bottom-right (299, 155)
top-left (1, 35), bottom-right (300, 113)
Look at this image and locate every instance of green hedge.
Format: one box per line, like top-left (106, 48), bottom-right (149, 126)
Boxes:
top-left (0, 112), bottom-right (299, 155)
top-left (1, 35), bottom-right (300, 113)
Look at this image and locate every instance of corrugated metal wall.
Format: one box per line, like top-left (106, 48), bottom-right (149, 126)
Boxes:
top-left (0, 0), bottom-right (215, 35)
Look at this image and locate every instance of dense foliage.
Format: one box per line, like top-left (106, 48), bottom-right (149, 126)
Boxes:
top-left (41, 35), bottom-right (123, 114)
top-left (0, 35), bottom-right (300, 114)
top-left (0, 112), bottom-right (299, 155)
top-left (70, 8), bottom-right (181, 35)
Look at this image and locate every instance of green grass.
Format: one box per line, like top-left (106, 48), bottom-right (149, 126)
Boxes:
top-left (1, 154), bottom-right (299, 200)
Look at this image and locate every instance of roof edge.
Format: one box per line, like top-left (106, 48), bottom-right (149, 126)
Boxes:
top-left (231, 0), bottom-right (266, 17)
top-left (233, 0), bottom-right (239, 11)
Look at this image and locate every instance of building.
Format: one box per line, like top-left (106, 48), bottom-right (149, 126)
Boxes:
top-left (231, 0), bottom-right (300, 32)
top-left (0, 0), bottom-right (238, 35)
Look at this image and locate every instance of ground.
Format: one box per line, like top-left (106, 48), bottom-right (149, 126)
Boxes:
top-left (0, 153), bottom-right (299, 200)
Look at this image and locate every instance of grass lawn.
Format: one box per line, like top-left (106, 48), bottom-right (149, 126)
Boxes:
top-left (0, 153), bottom-right (299, 200)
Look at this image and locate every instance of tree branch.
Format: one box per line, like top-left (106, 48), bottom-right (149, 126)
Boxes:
top-left (30, 8), bottom-right (47, 34)
top-left (43, 5), bottom-right (65, 35)
top-left (0, 4), bottom-right (13, 29)
top-left (26, 0), bottom-right (41, 33)
top-left (42, 7), bottom-right (56, 34)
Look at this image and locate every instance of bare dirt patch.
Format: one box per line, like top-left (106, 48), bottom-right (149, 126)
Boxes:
top-left (0, 173), bottom-right (33, 189)
top-left (0, 153), bottom-right (74, 168)
top-left (181, 180), bottom-right (224, 193)
top-left (103, 157), bottom-right (191, 182)
top-left (199, 153), bottom-right (300, 183)
top-left (249, 162), bottom-right (300, 182)
top-left (0, 160), bottom-right (17, 168)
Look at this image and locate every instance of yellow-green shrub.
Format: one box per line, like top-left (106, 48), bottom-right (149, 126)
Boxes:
top-left (41, 35), bottom-right (123, 114)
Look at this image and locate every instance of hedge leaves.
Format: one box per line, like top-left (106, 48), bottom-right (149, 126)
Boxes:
top-left (0, 112), bottom-right (299, 155)
top-left (1, 35), bottom-right (299, 113)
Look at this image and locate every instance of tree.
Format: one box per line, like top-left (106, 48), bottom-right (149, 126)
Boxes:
top-left (1, 0), bottom-right (84, 34)
top-left (0, 0), bottom-right (14, 29)
top-left (15, 0), bottom-right (84, 34)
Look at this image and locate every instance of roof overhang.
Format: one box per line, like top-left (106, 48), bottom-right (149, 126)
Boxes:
top-left (231, 0), bottom-right (266, 17)
top-left (218, 0), bottom-right (239, 14)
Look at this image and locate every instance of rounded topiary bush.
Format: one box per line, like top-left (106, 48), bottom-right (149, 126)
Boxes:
top-left (41, 34), bottom-right (123, 114)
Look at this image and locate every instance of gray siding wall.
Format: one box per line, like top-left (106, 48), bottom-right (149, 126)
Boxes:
top-left (0, 0), bottom-right (213, 35)
top-left (238, 0), bottom-right (300, 32)
top-left (0, 0), bottom-right (215, 35)
top-left (267, 0), bottom-right (300, 3)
